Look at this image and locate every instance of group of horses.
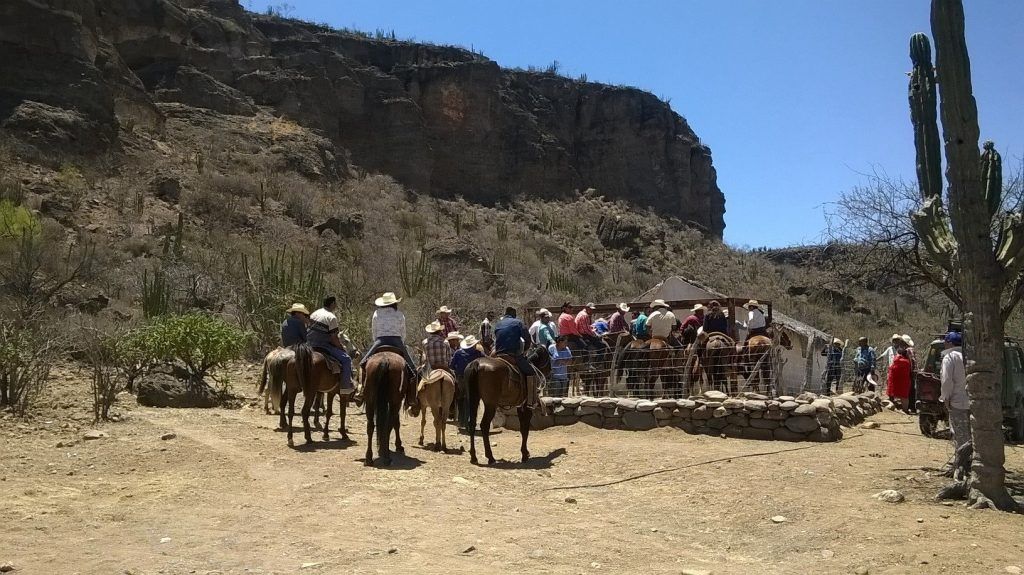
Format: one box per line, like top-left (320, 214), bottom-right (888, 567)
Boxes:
top-left (563, 324), bottom-right (792, 399)
top-left (258, 343), bottom-right (552, 467)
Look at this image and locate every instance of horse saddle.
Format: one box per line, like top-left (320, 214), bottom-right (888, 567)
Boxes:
top-left (421, 368), bottom-right (449, 386)
top-left (312, 348), bottom-right (342, 375)
top-left (492, 354), bottom-right (536, 408)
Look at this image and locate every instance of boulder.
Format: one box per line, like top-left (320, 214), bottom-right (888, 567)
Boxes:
top-left (576, 405), bottom-right (603, 416)
top-left (677, 399), bottom-right (697, 409)
top-left (674, 420), bottom-right (697, 434)
top-left (712, 406), bottom-right (729, 418)
top-left (691, 405), bottom-right (710, 420)
top-left (773, 427), bottom-right (807, 441)
top-left (744, 400), bottom-right (767, 411)
top-left (653, 407), bottom-right (673, 420)
top-left (599, 398), bottom-right (619, 409)
top-left (554, 413), bottom-right (577, 426)
top-left (635, 400), bottom-right (657, 412)
top-left (722, 424), bottom-right (745, 438)
top-left (531, 413), bottom-right (554, 430)
top-left (673, 407), bottom-right (692, 419)
top-left (749, 409), bottom-right (763, 419)
top-left (743, 392), bottom-right (770, 401)
top-left (723, 398), bottom-right (745, 409)
top-left (764, 410), bottom-right (787, 421)
top-left (780, 401), bottom-right (799, 411)
top-left (656, 399), bottom-right (678, 409)
top-left (136, 373), bottom-right (220, 408)
top-left (617, 398), bottom-right (638, 411)
top-left (725, 413), bottom-right (748, 426)
top-left (579, 413), bottom-right (603, 428)
top-left (706, 417), bottom-right (728, 430)
top-left (150, 175), bottom-right (181, 203)
top-left (873, 490), bottom-right (905, 503)
top-left (784, 416), bottom-right (820, 434)
top-left (778, 396), bottom-right (796, 402)
top-left (703, 390), bottom-right (728, 401)
top-left (812, 398), bottom-right (833, 412)
top-left (750, 418), bottom-right (780, 430)
top-left (793, 404), bottom-right (817, 416)
top-left (562, 397), bottom-right (582, 409)
top-left (622, 410), bottom-right (656, 431)
top-left (580, 397), bottom-right (601, 408)
top-left (602, 417), bottom-right (622, 430)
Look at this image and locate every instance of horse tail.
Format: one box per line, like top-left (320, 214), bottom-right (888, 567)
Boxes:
top-left (465, 360), bottom-right (481, 434)
top-left (258, 355), bottom-right (270, 395)
top-left (374, 357), bottom-right (391, 435)
top-left (294, 343), bottom-right (313, 395)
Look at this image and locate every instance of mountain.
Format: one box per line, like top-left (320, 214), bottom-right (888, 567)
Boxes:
top-left (0, 0), bottom-right (725, 237)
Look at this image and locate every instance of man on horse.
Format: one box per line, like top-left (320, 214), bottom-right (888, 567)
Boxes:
top-left (743, 300), bottom-right (767, 342)
top-left (436, 306), bottom-right (459, 337)
top-left (633, 306), bottom-right (650, 340)
top-left (360, 292), bottom-right (418, 382)
top-left (608, 303), bottom-right (630, 334)
top-left (281, 303), bottom-right (310, 346)
top-left (494, 306), bottom-right (539, 404)
top-left (574, 302), bottom-right (605, 352)
top-left (680, 304), bottom-right (705, 346)
top-left (645, 300), bottom-right (678, 346)
top-left (424, 321), bottom-right (453, 371)
top-left (556, 302), bottom-right (577, 340)
top-left (702, 300), bottom-right (729, 335)
top-left (479, 311), bottom-right (495, 353)
top-left (307, 297), bottom-right (354, 394)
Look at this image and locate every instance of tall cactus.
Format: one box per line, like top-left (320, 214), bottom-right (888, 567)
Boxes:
top-left (909, 33), bottom-right (943, 202)
top-left (981, 141), bottom-right (1002, 218)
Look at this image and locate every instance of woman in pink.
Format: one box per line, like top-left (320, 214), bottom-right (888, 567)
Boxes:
top-left (886, 351), bottom-right (913, 413)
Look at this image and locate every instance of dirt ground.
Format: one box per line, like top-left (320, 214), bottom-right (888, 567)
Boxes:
top-left (3, 365), bottom-right (1023, 575)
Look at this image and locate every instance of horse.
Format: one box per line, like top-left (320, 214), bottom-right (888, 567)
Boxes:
top-left (737, 324), bottom-right (792, 396)
top-left (416, 369), bottom-right (456, 451)
top-left (280, 344), bottom-right (352, 447)
top-left (361, 350), bottom-right (416, 466)
top-left (699, 332), bottom-right (738, 394)
top-left (258, 347), bottom-right (292, 414)
top-left (465, 346), bottom-right (551, 465)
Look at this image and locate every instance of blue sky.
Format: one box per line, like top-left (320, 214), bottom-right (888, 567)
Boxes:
top-left (248, 1), bottom-right (1024, 248)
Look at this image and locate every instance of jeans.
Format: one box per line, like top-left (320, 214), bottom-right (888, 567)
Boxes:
top-left (549, 377), bottom-right (569, 398)
top-left (361, 336), bottom-right (417, 376)
top-left (315, 346), bottom-right (352, 389)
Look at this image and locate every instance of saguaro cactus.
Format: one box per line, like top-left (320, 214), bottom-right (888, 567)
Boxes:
top-left (909, 33), bottom-right (942, 202)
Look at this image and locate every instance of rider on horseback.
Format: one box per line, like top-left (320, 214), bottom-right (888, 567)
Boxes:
top-left (360, 292), bottom-right (419, 383)
top-left (307, 297), bottom-right (354, 394)
top-left (494, 306), bottom-right (539, 405)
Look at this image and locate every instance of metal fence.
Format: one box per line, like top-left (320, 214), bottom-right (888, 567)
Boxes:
top-left (544, 342), bottom-right (787, 400)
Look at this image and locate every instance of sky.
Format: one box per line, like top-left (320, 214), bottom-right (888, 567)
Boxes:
top-left (247, 1), bottom-right (1024, 248)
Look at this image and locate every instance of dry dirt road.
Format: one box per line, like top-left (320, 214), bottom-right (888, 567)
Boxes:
top-left (2, 365), bottom-right (1023, 575)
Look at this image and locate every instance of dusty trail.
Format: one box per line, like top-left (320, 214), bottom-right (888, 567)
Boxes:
top-left (2, 371), bottom-right (1023, 574)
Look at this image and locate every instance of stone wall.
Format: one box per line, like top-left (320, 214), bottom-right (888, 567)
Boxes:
top-left (500, 391), bottom-right (884, 442)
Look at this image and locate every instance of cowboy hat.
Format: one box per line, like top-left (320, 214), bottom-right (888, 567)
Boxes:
top-left (460, 335), bottom-right (479, 349)
top-left (692, 303), bottom-right (706, 313)
top-left (901, 334), bottom-right (915, 347)
top-left (709, 300), bottom-right (721, 307)
top-left (891, 333), bottom-right (902, 342)
top-left (436, 306), bottom-right (453, 314)
top-left (424, 321), bottom-right (443, 333)
top-left (537, 308), bottom-right (551, 317)
top-left (585, 302), bottom-right (596, 310)
top-left (285, 303), bottom-right (310, 316)
top-left (651, 299), bottom-right (670, 309)
top-left (446, 331), bottom-right (464, 341)
top-left (743, 299), bottom-right (761, 309)
top-left (832, 337), bottom-right (843, 346)
top-left (374, 292), bottom-right (401, 307)
top-left (617, 302), bottom-right (629, 313)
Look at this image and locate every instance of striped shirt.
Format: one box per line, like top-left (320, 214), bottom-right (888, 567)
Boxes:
top-left (439, 316), bottom-right (459, 337)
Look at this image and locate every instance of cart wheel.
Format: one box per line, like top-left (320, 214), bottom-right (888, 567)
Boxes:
top-left (919, 413), bottom-right (938, 438)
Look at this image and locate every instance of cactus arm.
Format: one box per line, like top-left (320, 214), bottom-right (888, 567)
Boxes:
top-left (981, 141), bottom-right (1002, 218)
top-left (910, 196), bottom-right (957, 273)
top-left (909, 33), bottom-right (943, 202)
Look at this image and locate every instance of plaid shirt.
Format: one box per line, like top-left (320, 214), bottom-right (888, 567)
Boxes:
top-left (575, 310), bottom-right (596, 337)
top-left (439, 316), bottom-right (459, 337)
top-left (479, 319), bottom-right (494, 344)
top-left (425, 333), bottom-right (452, 369)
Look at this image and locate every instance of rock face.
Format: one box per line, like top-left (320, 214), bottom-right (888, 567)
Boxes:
top-left (0, 0), bottom-right (726, 237)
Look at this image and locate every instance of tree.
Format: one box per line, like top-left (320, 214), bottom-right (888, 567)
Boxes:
top-left (908, 0), bottom-right (1021, 511)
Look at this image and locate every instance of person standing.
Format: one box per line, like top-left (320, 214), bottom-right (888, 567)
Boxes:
top-left (436, 306), bottom-right (459, 337)
top-left (853, 337), bottom-right (877, 393)
top-left (424, 321), bottom-right (453, 371)
top-left (479, 311), bottom-right (495, 354)
top-left (886, 344), bottom-right (913, 413)
top-left (360, 292), bottom-right (419, 382)
top-left (902, 334), bottom-right (918, 413)
top-left (537, 312), bottom-right (557, 348)
top-left (528, 309), bottom-right (548, 344)
top-left (548, 336), bottom-right (572, 397)
top-left (280, 303), bottom-right (310, 347)
top-left (821, 338), bottom-right (844, 396)
top-left (307, 297), bottom-right (354, 393)
top-left (681, 304), bottom-right (705, 333)
top-left (940, 331), bottom-right (970, 452)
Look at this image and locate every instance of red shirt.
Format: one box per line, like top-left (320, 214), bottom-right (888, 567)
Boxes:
top-left (557, 312), bottom-right (578, 336)
top-left (886, 354), bottom-right (912, 399)
top-left (681, 314), bottom-right (702, 331)
top-left (575, 310), bottom-right (596, 337)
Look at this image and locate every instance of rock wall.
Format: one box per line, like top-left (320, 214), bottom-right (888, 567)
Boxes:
top-left (501, 391), bottom-right (884, 442)
top-left (0, 0), bottom-right (725, 237)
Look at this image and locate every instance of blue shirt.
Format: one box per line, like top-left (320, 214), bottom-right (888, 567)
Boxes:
top-left (494, 315), bottom-right (530, 355)
top-left (549, 344), bottom-right (572, 380)
top-left (537, 323), bottom-right (557, 347)
top-left (633, 313), bottom-right (649, 337)
top-left (855, 346), bottom-right (876, 370)
top-left (449, 347), bottom-right (483, 377)
top-left (593, 319), bottom-right (609, 335)
top-left (281, 316), bottom-right (307, 347)
top-left (824, 346), bottom-right (843, 369)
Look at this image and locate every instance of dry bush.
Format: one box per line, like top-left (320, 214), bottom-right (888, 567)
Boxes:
top-left (0, 319), bottom-right (57, 416)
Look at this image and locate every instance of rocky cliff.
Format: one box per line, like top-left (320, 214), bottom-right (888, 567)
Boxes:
top-left (0, 0), bottom-right (725, 237)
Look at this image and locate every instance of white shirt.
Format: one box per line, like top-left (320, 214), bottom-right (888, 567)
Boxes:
top-left (529, 320), bottom-right (543, 343)
top-left (940, 346), bottom-right (969, 410)
top-left (746, 308), bottom-right (766, 330)
top-left (372, 307), bottom-right (406, 339)
top-left (647, 309), bottom-right (677, 339)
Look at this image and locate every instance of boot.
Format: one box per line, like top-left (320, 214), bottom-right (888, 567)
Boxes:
top-left (525, 375), bottom-right (538, 408)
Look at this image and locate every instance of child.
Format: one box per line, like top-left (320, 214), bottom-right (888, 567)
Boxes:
top-left (548, 336), bottom-right (573, 397)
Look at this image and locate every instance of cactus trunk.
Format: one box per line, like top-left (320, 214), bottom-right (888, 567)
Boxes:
top-left (908, 33), bottom-right (943, 202)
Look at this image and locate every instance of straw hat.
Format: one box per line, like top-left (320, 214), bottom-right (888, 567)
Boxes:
top-left (374, 292), bottom-right (401, 307)
top-left (692, 303), bottom-right (706, 313)
top-left (537, 308), bottom-right (551, 317)
top-left (446, 331), bottom-right (464, 341)
top-left (617, 302), bottom-right (629, 313)
top-left (832, 337), bottom-right (843, 346)
top-left (651, 299), bottom-right (670, 309)
top-left (424, 321), bottom-right (443, 334)
top-left (585, 302), bottom-right (596, 310)
top-left (285, 303), bottom-right (310, 316)
top-left (460, 335), bottom-right (479, 349)
top-left (891, 333), bottom-right (902, 342)
top-left (901, 334), bottom-right (915, 347)
top-left (743, 299), bottom-right (761, 310)
top-left (437, 306), bottom-right (453, 314)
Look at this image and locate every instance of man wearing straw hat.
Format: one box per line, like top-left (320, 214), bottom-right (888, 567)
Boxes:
top-left (360, 292), bottom-right (418, 382)
top-left (307, 297), bottom-right (354, 393)
top-left (645, 300), bottom-right (677, 345)
top-left (280, 303), bottom-right (310, 347)
top-left (743, 299), bottom-right (767, 342)
top-left (436, 305), bottom-right (459, 337)
top-left (424, 320), bottom-right (453, 371)
top-left (608, 303), bottom-right (630, 334)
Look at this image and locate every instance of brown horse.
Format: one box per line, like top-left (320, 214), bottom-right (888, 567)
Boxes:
top-left (700, 332), bottom-right (738, 394)
top-left (281, 344), bottom-right (352, 447)
top-left (416, 369), bottom-right (456, 451)
top-left (465, 347), bottom-right (551, 465)
top-left (738, 325), bottom-right (792, 396)
top-left (361, 351), bottom-right (415, 466)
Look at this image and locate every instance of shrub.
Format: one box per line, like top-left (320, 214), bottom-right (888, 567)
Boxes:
top-left (143, 313), bottom-right (248, 383)
top-left (0, 200), bottom-right (40, 239)
top-left (0, 321), bottom-right (56, 416)
top-left (82, 331), bottom-right (125, 423)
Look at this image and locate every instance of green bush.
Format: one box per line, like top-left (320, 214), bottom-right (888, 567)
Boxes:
top-left (0, 200), bottom-right (40, 239)
top-left (143, 313), bottom-right (249, 382)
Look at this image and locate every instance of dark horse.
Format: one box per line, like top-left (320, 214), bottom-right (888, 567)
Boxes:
top-left (362, 351), bottom-right (417, 466)
top-left (282, 344), bottom-right (352, 447)
top-left (465, 347), bottom-right (551, 465)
